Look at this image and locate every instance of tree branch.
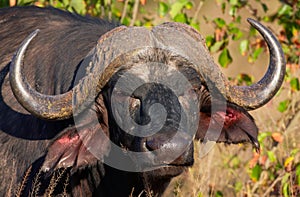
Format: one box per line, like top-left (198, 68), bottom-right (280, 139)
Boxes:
top-left (192, 0), bottom-right (205, 24)
top-left (121, 0), bottom-right (129, 24)
top-left (130, 0), bottom-right (140, 26)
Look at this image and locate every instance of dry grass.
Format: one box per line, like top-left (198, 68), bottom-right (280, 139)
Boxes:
top-left (44, 168), bottom-right (67, 196)
top-left (14, 167), bottom-right (69, 197)
top-left (15, 165), bottom-right (32, 197)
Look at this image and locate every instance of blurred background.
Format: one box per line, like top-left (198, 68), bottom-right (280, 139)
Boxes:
top-left (0, 0), bottom-right (299, 196)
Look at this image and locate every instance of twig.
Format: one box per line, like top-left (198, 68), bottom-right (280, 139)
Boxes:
top-left (262, 172), bottom-right (285, 197)
top-left (121, 0), bottom-right (129, 24)
top-left (107, 0), bottom-right (112, 21)
top-left (191, 0), bottom-right (205, 24)
top-left (130, 0), bottom-right (140, 26)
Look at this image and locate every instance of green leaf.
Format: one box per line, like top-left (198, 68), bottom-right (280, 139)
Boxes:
top-left (278, 4), bottom-right (293, 17)
top-left (283, 182), bottom-right (290, 197)
top-left (282, 173), bottom-right (291, 197)
top-left (258, 132), bottom-right (272, 143)
top-left (291, 148), bottom-right (300, 156)
top-left (185, 1), bottom-right (193, 9)
top-left (239, 40), bottom-right (249, 56)
top-left (219, 49), bottom-right (232, 68)
top-left (252, 47), bottom-right (263, 60)
top-left (173, 13), bottom-right (187, 23)
top-left (290, 77), bottom-right (300, 91)
top-left (263, 16), bottom-right (271, 22)
top-left (17, 0), bottom-right (35, 7)
top-left (261, 3), bottom-right (268, 12)
top-left (170, 0), bottom-right (188, 18)
top-left (17, 0), bottom-right (34, 5)
top-left (206, 36), bottom-right (215, 48)
top-left (190, 22), bottom-right (200, 31)
top-left (70, 0), bottom-right (86, 14)
top-left (159, 2), bottom-right (169, 17)
top-left (62, 0), bottom-right (69, 6)
top-left (282, 173), bottom-right (290, 183)
top-left (215, 191), bottom-right (223, 197)
top-left (229, 0), bottom-right (238, 6)
top-left (236, 15), bottom-right (241, 23)
top-left (211, 41), bottom-right (224, 53)
top-left (230, 156), bottom-right (241, 168)
top-left (250, 164), bottom-right (262, 182)
top-left (296, 164), bottom-right (300, 185)
top-left (229, 6), bottom-right (237, 17)
top-left (277, 100), bottom-right (290, 113)
top-left (268, 171), bottom-right (275, 181)
top-left (249, 47), bottom-right (263, 63)
top-left (249, 26), bottom-right (257, 37)
top-left (214, 18), bottom-right (226, 28)
top-left (234, 181), bottom-right (243, 192)
top-left (267, 151), bottom-right (277, 163)
top-left (237, 74), bottom-right (253, 86)
top-left (221, 2), bottom-right (226, 13)
top-left (229, 27), bottom-right (243, 40)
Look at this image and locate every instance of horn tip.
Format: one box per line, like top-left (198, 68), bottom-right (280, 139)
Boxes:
top-left (31, 29), bottom-right (40, 37)
top-left (247, 18), bottom-right (256, 26)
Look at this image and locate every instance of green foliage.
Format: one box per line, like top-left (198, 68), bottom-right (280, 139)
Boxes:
top-left (157, 0), bottom-right (200, 30)
top-left (248, 47), bottom-right (263, 63)
top-left (267, 150), bottom-right (277, 163)
top-left (0, 0), bottom-right (9, 6)
top-left (215, 190), bottom-right (223, 197)
top-left (169, 0), bottom-right (189, 18)
top-left (239, 40), bottom-right (248, 55)
top-left (296, 164), bottom-right (300, 186)
top-left (250, 164), bottom-right (262, 182)
top-left (158, 2), bottom-right (168, 17)
top-left (290, 77), bottom-right (300, 91)
top-left (218, 48), bottom-right (232, 68)
top-left (278, 99), bottom-right (290, 113)
top-left (236, 73), bottom-right (253, 86)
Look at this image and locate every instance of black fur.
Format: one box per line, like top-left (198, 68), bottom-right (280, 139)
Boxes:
top-left (0, 6), bottom-right (259, 197)
top-left (0, 6), bottom-right (117, 196)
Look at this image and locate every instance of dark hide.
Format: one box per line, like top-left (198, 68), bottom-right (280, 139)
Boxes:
top-left (0, 6), bottom-right (117, 196)
top-left (0, 6), bottom-right (259, 197)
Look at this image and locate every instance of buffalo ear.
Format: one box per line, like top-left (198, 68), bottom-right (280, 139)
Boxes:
top-left (196, 103), bottom-right (260, 150)
top-left (42, 96), bottom-right (110, 172)
top-left (42, 123), bottom-right (110, 173)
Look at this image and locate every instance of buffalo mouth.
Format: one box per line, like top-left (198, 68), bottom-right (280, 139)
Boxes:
top-left (144, 164), bottom-right (191, 178)
top-left (142, 148), bottom-right (194, 178)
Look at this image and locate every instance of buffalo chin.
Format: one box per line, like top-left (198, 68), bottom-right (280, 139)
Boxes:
top-left (144, 164), bottom-right (190, 178)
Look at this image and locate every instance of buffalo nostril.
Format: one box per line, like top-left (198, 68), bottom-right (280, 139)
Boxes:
top-left (145, 135), bottom-right (168, 151)
top-left (145, 138), bottom-right (159, 151)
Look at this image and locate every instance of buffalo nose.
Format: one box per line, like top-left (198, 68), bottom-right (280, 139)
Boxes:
top-left (145, 131), bottom-right (194, 166)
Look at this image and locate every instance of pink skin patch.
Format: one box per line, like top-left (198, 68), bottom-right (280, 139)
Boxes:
top-left (215, 108), bottom-right (240, 127)
top-left (57, 134), bottom-right (80, 144)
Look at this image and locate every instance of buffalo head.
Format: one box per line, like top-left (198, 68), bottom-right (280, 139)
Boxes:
top-left (9, 19), bottom-right (285, 195)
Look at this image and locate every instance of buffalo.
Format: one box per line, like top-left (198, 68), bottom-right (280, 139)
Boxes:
top-left (0, 6), bottom-right (285, 196)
